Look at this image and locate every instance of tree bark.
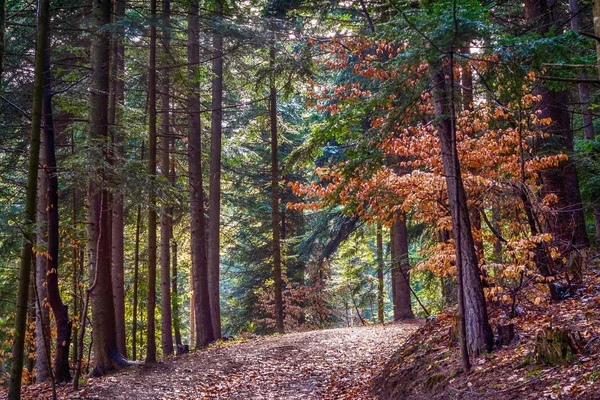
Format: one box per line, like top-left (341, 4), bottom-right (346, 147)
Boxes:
top-left (109, 0), bottom-right (127, 359)
top-left (8, 0), bottom-right (46, 394)
top-left (208, 0), bottom-right (224, 340)
top-left (187, 0), bottom-right (215, 347)
top-left (431, 57), bottom-right (494, 360)
top-left (389, 224), bottom-right (398, 320)
top-left (391, 212), bottom-right (413, 320)
top-left (159, 0), bottom-right (174, 357)
top-left (376, 223), bottom-right (384, 324)
top-left (146, 0), bottom-right (158, 363)
top-left (35, 147), bottom-right (51, 383)
top-left (172, 240), bottom-right (182, 347)
top-left (460, 47), bottom-right (484, 262)
top-left (527, 0), bottom-right (589, 251)
top-left (71, 189), bottom-right (79, 367)
top-left (569, 0), bottom-right (595, 140)
top-left (87, 0), bottom-right (127, 376)
top-left (132, 204), bottom-right (141, 361)
top-left (42, 47), bottom-right (71, 383)
top-left (270, 37), bottom-right (284, 334)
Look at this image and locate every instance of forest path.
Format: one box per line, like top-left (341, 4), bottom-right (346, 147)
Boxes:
top-left (80, 321), bottom-right (420, 400)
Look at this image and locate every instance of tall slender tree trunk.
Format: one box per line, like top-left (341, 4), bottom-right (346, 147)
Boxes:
top-left (208, 0), bottom-right (224, 340)
top-left (42, 47), bottom-right (71, 383)
top-left (376, 223), bottom-right (384, 324)
top-left (110, 0), bottom-right (127, 359)
top-left (569, 0), bottom-right (595, 142)
top-left (172, 240), bottom-right (182, 347)
top-left (8, 0), bottom-right (46, 394)
top-left (391, 212), bottom-right (413, 320)
top-left (460, 48), bottom-right (484, 262)
top-left (26, 277), bottom-right (35, 377)
top-left (71, 189), bottom-right (79, 367)
top-left (430, 57), bottom-right (493, 362)
top-left (270, 37), bottom-right (284, 334)
top-left (146, 0), bottom-right (158, 363)
top-left (171, 139), bottom-right (181, 347)
top-left (188, 0), bottom-right (215, 347)
top-left (35, 148), bottom-right (51, 383)
top-left (159, 0), bottom-right (174, 357)
top-left (389, 225), bottom-right (398, 320)
top-left (132, 204), bottom-right (141, 361)
top-left (526, 0), bottom-right (589, 251)
top-left (87, 0), bottom-right (127, 376)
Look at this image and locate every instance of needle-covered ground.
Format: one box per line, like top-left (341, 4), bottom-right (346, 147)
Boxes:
top-left (10, 321), bottom-right (420, 400)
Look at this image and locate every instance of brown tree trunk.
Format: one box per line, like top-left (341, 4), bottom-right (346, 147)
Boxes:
top-left (146, 0), bottom-right (158, 363)
top-left (391, 212), bottom-right (413, 320)
top-left (430, 57), bottom-right (493, 361)
top-left (35, 148), bottom-right (51, 383)
top-left (389, 225), bottom-right (398, 320)
top-left (132, 204), bottom-right (141, 361)
top-left (376, 223), bottom-right (384, 324)
top-left (42, 48), bottom-right (71, 382)
top-left (172, 241), bottom-right (182, 347)
top-left (109, 0), bottom-right (127, 359)
top-left (8, 0), bottom-right (46, 393)
top-left (188, 0), bottom-right (215, 347)
top-left (87, 0), bottom-right (127, 376)
top-left (71, 189), bottom-right (79, 367)
top-left (159, 0), bottom-right (174, 357)
top-left (569, 0), bottom-right (595, 141)
top-left (527, 0), bottom-right (589, 251)
top-left (208, 0), bottom-right (224, 340)
top-left (270, 37), bottom-right (284, 334)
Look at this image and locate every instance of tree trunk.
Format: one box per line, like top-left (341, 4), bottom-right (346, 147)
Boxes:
top-left (26, 276), bottom-right (35, 378)
top-left (569, 0), bottom-right (595, 140)
top-left (376, 223), bottom-right (384, 324)
top-left (208, 0), bottom-right (224, 340)
top-left (430, 57), bottom-right (493, 361)
top-left (389, 224), bottom-right (398, 320)
top-left (71, 189), bottom-right (79, 367)
top-left (109, 0), bottom-right (127, 359)
top-left (88, 0), bottom-right (127, 376)
top-left (187, 0), bottom-right (215, 347)
top-left (391, 212), bottom-right (413, 320)
top-left (159, 0), bottom-right (174, 357)
top-left (270, 37), bottom-right (284, 334)
top-left (42, 47), bottom-right (71, 383)
top-left (35, 147), bottom-right (51, 383)
top-left (132, 204), bottom-right (141, 361)
top-left (146, 0), bottom-right (158, 363)
top-left (172, 241), bottom-right (182, 347)
top-left (459, 47), bottom-right (485, 263)
top-left (527, 0), bottom-right (589, 251)
top-left (8, 0), bottom-right (46, 394)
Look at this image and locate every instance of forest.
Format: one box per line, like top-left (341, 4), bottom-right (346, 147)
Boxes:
top-left (1, 0), bottom-right (600, 398)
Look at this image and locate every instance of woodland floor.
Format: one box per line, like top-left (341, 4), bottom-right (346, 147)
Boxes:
top-left (11, 321), bottom-right (420, 400)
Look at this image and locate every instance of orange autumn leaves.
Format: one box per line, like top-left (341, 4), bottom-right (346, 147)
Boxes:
top-left (289, 37), bottom-right (567, 289)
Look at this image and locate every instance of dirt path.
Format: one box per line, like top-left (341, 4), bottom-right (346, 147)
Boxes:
top-left (74, 322), bottom-right (419, 400)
